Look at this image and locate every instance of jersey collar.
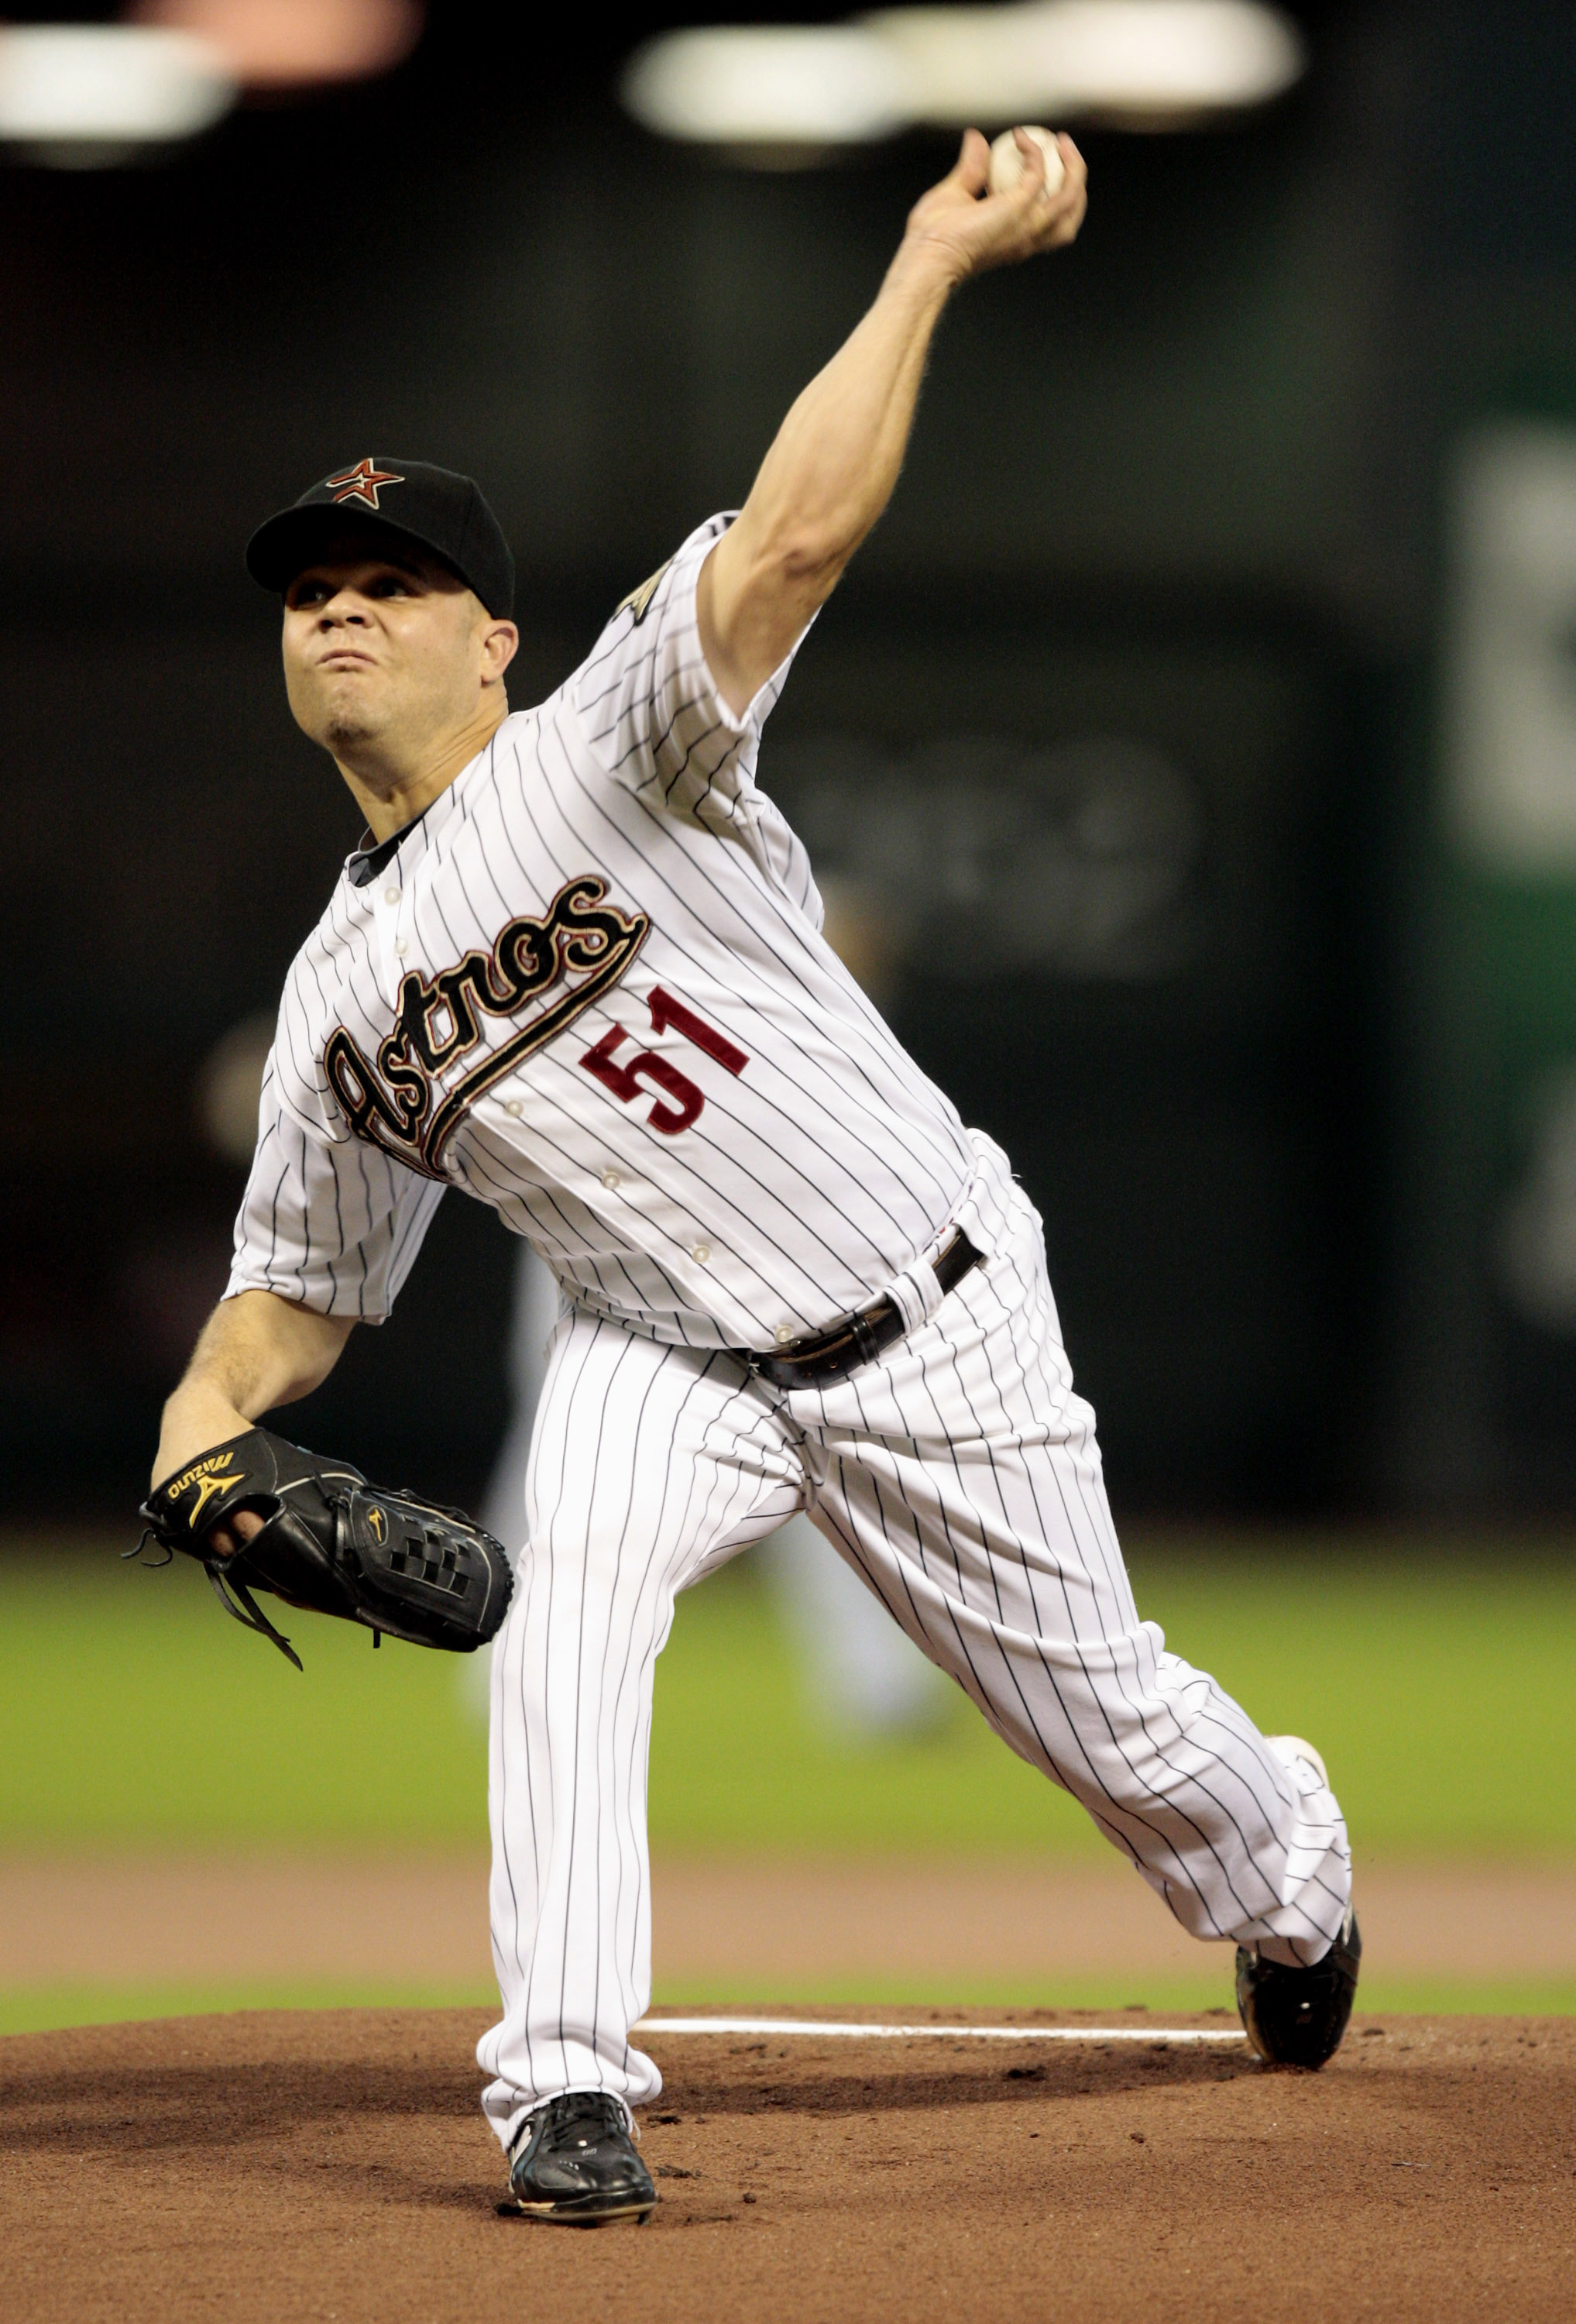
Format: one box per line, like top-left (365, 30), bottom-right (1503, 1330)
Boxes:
top-left (346, 803), bottom-right (432, 889)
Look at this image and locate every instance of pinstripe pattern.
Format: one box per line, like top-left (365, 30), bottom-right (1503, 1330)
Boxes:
top-left (476, 1131), bottom-right (1351, 2146)
top-left (226, 512), bottom-right (973, 1348)
top-left (231, 1054), bottom-right (448, 1320)
top-left (218, 503), bottom-right (1350, 2150)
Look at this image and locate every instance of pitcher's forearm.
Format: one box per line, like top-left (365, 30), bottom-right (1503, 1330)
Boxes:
top-left (153, 1290), bottom-right (354, 1487)
top-left (701, 250), bottom-right (956, 710)
top-left (732, 246), bottom-right (957, 590)
top-left (700, 130), bottom-right (1086, 711)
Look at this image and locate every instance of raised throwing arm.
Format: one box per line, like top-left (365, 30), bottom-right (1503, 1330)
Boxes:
top-left (698, 128), bottom-right (1087, 715)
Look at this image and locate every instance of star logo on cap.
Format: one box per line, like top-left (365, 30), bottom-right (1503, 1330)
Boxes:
top-left (326, 459), bottom-right (405, 511)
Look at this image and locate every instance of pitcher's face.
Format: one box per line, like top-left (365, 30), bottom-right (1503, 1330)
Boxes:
top-left (281, 545), bottom-right (497, 761)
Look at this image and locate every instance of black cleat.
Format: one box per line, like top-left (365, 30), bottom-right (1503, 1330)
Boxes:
top-left (1237, 1902), bottom-right (1362, 2069)
top-left (500, 2091), bottom-right (657, 2226)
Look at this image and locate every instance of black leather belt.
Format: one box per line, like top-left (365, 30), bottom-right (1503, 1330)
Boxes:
top-left (742, 1229), bottom-right (984, 1392)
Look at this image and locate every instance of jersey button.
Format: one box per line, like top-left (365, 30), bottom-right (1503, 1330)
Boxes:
top-left (504, 1098), bottom-right (524, 1117)
top-left (774, 1325), bottom-right (795, 1346)
top-left (393, 938), bottom-right (407, 957)
top-left (601, 1168), bottom-right (622, 1190)
top-left (383, 885), bottom-right (400, 906)
top-left (692, 1243), bottom-right (712, 1264)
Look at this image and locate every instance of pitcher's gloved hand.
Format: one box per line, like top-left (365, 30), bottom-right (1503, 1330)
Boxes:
top-left (136, 1426), bottom-right (513, 1669)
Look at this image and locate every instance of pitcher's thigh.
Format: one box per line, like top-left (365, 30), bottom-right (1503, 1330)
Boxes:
top-left (514, 1314), bottom-right (806, 1684)
top-left (808, 1221), bottom-right (1142, 1655)
top-left (805, 1224), bottom-right (1196, 1812)
top-left (809, 1260), bottom-right (1348, 1953)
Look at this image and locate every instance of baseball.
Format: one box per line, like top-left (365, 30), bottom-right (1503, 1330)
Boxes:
top-left (987, 125), bottom-right (1066, 201)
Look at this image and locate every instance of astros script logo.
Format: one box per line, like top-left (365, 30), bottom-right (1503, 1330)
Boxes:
top-left (328, 459), bottom-right (405, 510)
top-left (324, 874), bottom-right (651, 1179)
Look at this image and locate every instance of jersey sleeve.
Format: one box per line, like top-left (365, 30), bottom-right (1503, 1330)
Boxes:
top-left (570, 513), bottom-right (810, 843)
top-left (224, 1045), bottom-right (445, 1322)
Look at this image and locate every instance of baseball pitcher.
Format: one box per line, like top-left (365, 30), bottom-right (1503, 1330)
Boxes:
top-left (145, 132), bottom-right (1358, 2226)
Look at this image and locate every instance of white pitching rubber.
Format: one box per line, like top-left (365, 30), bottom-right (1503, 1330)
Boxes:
top-left (636, 2017), bottom-right (1245, 2044)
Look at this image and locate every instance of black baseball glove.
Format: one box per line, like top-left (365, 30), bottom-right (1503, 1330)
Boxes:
top-left (135, 1427), bottom-right (513, 1670)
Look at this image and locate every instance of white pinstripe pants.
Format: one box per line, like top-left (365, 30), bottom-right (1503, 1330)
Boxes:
top-left (478, 1134), bottom-right (1351, 2145)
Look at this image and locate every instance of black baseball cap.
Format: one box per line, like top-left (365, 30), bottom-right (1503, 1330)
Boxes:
top-left (245, 458), bottom-right (515, 618)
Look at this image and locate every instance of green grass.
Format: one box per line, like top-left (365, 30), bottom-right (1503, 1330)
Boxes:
top-left (0, 1982), bottom-right (499, 2038)
top-left (0, 1546), bottom-right (492, 1846)
top-left (1127, 1539), bottom-right (1576, 1860)
top-left (1, 1532), bottom-right (1573, 1855)
top-left (5, 1972), bottom-right (1572, 2040)
top-left (644, 1971), bottom-right (1576, 2018)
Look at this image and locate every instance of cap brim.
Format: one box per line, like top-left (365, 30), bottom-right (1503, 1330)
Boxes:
top-left (245, 503), bottom-right (469, 597)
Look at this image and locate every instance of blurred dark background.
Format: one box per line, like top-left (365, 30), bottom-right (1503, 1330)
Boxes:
top-left (8, 0), bottom-right (1576, 1521)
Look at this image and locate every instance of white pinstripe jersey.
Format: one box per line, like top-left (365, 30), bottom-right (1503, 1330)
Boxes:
top-left (228, 514), bottom-right (973, 1353)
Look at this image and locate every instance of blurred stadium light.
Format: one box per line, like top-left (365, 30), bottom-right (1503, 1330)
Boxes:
top-left (622, 0), bottom-right (1304, 153)
top-left (870, 1), bottom-right (1303, 125)
top-left (0, 25), bottom-right (236, 163)
top-left (128, 0), bottom-right (424, 90)
top-left (0, 2), bottom-right (422, 165)
top-left (621, 26), bottom-right (908, 151)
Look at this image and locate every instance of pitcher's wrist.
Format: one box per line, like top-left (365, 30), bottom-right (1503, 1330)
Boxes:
top-left (884, 232), bottom-right (968, 305)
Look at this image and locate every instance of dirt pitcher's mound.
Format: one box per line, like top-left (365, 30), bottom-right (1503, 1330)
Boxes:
top-left (1, 2008), bottom-right (1571, 2323)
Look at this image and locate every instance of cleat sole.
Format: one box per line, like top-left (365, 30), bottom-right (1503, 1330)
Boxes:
top-left (497, 2193), bottom-right (656, 2226)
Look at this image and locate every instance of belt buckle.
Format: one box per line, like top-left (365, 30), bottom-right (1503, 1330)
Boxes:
top-left (749, 1227), bottom-right (973, 1391)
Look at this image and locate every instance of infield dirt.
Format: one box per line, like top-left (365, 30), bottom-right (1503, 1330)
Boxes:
top-left (1, 2007), bottom-right (1571, 2322)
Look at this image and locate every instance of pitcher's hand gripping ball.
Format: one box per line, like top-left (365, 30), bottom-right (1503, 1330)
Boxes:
top-left (987, 125), bottom-right (1066, 200)
top-left (136, 1428), bottom-right (513, 1669)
